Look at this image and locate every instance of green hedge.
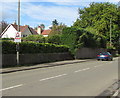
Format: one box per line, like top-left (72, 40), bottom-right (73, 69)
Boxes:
top-left (2, 41), bottom-right (69, 54)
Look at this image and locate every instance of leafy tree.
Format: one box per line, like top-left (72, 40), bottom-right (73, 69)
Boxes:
top-left (73, 2), bottom-right (119, 50)
top-left (78, 31), bottom-right (96, 48)
top-left (0, 20), bottom-right (9, 34)
top-left (61, 27), bottom-right (84, 54)
top-left (40, 24), bottom-right (45, 30)
top-left (49, 23), bottom-right (66, 36)
top-left (47, 35), bottom-right (61, 45)
top-left (52, 19), bottom-right (59, 26)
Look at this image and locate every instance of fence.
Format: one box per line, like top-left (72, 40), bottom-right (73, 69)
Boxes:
top-left (2, 52), bottom-right (74, 67)
top-left (75, 48), bottom-right (107, 59)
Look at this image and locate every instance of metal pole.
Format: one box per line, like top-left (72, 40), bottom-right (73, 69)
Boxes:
top-left (17, 0), bottom-right (20, 65)
top-left (110, 18), bottom-right (112, 47)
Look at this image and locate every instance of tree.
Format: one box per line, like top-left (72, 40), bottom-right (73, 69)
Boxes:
top-left (73, 2), bottom-right (119, 50)
top-left (49, 23), bottom-right (66, 36)
top-left (0, 20), bottom-right (9, 34)
top-left (61, 27), bottom-right (84, 54)
top-left (52, 19), bottom-right (59, 26)
top-left (47, 35), bottom-right (61, 45)
top-left (40, 24), bottom-right (45, 31)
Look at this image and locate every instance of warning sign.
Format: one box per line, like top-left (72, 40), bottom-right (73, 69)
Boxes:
top-left (14, 32), bottom-right (21, 43)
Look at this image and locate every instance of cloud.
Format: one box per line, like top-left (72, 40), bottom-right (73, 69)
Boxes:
top-left (1, 0), bottom-right (119, 28)
top-left (1, 2), bottom-right (18, 20)
top-left (2, 0), bottom-right (120, 3)
top-left (21, 2), bottom-right (78, 26)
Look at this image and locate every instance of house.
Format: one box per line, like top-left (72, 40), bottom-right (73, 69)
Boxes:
top-left (41, 29), bottom-right (51, 37)
top-left (0, 23), bottom-right (38, 38)
top-left (36, 26), bottom-right (51, 37)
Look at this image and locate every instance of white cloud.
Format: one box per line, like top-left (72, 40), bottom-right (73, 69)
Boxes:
top-left (2, 0), bottom-right (120, 3)
top-left (1, 2), bottom-right (17, 20)
top-left (21, 2), bottom-right (78, 26)
top-left (1, 0), bottom-right (119, 28)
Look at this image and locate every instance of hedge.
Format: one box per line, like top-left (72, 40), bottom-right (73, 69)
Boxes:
top-left (2, 41), bottom-right (69, 54)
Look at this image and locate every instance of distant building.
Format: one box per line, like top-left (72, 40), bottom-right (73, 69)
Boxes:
top-left (41, 29), bottom-right (51, 37)
top-left (0, 24), bottom-right (38, 38)
top-left (35, 25), bottom-right (51, 37)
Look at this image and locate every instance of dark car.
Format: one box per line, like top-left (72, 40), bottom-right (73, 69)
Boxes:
top-left (97, 52), bottom-right (113, 61)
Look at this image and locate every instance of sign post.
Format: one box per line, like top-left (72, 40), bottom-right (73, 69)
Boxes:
top-left (14, 32), bottom-right (21, 65)
top-left (15, 0), bottom-right (21, 65)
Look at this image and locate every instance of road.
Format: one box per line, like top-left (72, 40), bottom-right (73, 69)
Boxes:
top-left (1, 58), bottom-right (118, 96)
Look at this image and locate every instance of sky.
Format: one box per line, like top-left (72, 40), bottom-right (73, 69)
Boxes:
top-left (1, 0), bottom-right (120, 29)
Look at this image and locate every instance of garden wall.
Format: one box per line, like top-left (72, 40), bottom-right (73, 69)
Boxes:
top-left (2, 52), bottom-right (74, 67)
top-left (75, 48), bottom-right (107, 59)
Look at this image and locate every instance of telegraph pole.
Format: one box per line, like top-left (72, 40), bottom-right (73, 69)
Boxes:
top-left (16, 0), bottom-right (20, 65)
top-left (18, 0), bottom-right (20, 32)
top-left (110, 18), bottom-right (112, 47)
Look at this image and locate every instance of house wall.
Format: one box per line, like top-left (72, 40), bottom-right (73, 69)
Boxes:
top-left (2, 53), bottom-right (74, 67)
top-left (1, 25), bottom-right (17, 38)
top-left (43, 35), bottom-right (48, 37)
top-left (75, 48), bottom-right (107, 59)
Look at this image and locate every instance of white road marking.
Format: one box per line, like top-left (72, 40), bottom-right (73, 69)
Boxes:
top-left (94, 66), bottom-right (97, 67)
top-left (39, 74), bottom-right (67, 81)
top-left (94, 61), bottom-right (114, 68)
top-left (82, 68), bottom-right (90, 71)
top-left (94, 64), bottom-right (103, 67)
top-left (74, 68), bottom-right (90, 73)
top-left (74, 70), bottom-right (83, 73)
top-left (0, 84), bottom-right (23, 91)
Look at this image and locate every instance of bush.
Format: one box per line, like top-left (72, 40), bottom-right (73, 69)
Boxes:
top-left (22, 35), bottom-right (45, 43)
top-left (47, 35), bottom-right (61, 45)
top-left (2, 41), bottom-right (69, 54)
top-left (2, 41), bottom-right (16, 54)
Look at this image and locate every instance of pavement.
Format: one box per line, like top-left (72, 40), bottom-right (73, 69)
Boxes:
top-left (0, 59), bottom-right (87, 74)
top-left (97, 80), bottom-right (120, 97)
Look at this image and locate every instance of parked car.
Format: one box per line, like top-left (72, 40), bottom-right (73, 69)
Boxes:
top-left (97, 52), bottom-right (113, 61)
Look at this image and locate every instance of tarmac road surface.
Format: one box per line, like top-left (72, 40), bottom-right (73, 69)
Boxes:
top-left (1, 58), bottom-right (119, 96)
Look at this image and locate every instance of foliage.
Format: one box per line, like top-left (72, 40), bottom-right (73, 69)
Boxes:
top-left (52, 19), bottom-right (59, 26)
top-left (40, 24), bottom-right (45, 30)
top-left (61, 27), bottom-right (107, 54)
top-left (78, 31), bottom-right (96, 48)
top-left (0, 20), bottom-right (9, 34)
top-left (2, 41), bottom-right (69, 54)
top-left (60, 27), bottom-right (84, 54)
top-left (22, 35), bottom-right (45, 43)
top-left (1, 38), bottom-right (14, 41)
top-left (2, 41), bottom-right (16, 54)
top-left (73, 2), bottom-right (119, 50)
top-left (49, 23), bottom-right (66, 36)
top-left (47, 35), bottom-right (61, 45)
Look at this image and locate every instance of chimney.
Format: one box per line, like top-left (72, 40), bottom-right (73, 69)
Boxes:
top-left (37, 26), bottom-right (42, 35)
top-left (13, 20), bottom-right (17, 25)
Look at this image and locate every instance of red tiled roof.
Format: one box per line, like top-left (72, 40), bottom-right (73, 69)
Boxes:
top-left (11, 24), bottom-right (38, 35)
top-left (42, 29), bottom-right (51, 35)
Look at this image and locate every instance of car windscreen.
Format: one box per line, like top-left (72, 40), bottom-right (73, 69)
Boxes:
top-left (100, 52), bottom-right (111, 55)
